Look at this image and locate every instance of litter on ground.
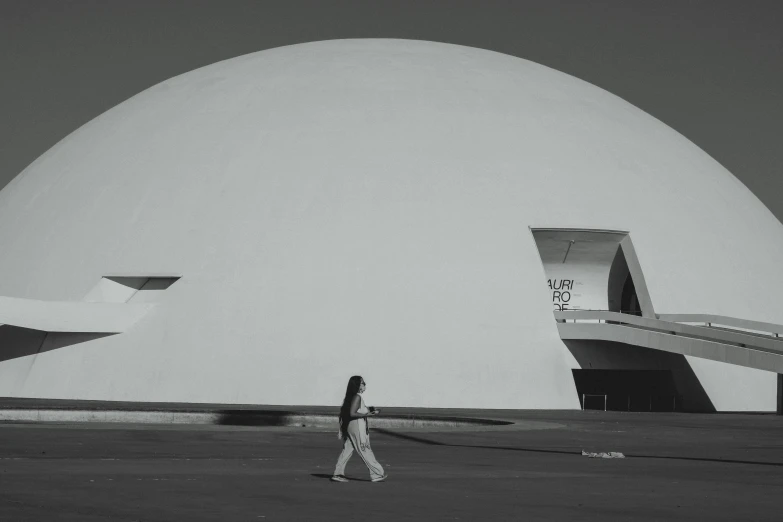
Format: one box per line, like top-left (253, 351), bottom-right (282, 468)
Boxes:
top-left (581, 450), bottom-right (625, 459)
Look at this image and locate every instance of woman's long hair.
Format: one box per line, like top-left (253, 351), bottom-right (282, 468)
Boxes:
top-left (338, 375), bottom-right (363, 439)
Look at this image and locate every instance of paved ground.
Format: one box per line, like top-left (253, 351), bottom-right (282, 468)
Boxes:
top-left (1, 410), bottom-right (782, 521)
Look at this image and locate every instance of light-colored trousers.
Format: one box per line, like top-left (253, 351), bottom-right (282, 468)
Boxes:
top-left (333, 419), bottom-right (385, 480)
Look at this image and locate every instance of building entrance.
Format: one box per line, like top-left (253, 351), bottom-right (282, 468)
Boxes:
top-left (620, 273), bottom-right (642, 316)
top-left (572, 369), bottom-right (682, 412)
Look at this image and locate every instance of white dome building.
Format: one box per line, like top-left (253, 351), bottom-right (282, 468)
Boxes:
top-left (0, 39), bottom-right (781, 411)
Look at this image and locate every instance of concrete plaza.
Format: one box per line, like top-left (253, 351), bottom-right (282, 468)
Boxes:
top-left (1, 409), bottom-right (781, 521)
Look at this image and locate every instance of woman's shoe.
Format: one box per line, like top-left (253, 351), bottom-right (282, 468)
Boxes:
top-left (371, 474), bottom-right (388, 482)
top-left (330, 475), bottom-right (349, 482)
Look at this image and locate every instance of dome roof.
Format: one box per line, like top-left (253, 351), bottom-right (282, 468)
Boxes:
top-left (0, 39), bottom-right (780, 408)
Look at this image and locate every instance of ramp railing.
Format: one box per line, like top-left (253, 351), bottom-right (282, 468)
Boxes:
top-left (554, 310), bottom-right (783, 373)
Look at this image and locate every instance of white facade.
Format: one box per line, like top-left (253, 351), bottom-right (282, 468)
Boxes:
top-left (0, 40), bottom-right (780, 410)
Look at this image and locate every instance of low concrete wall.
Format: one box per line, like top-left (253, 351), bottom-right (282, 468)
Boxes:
top-left (0, 408), bottom-right (513, 429)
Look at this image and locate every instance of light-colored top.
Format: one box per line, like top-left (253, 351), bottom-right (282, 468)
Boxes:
top-left (356, 395), bottom-right (369, 431)
top-left (356, 394), bottom-right (369, 415)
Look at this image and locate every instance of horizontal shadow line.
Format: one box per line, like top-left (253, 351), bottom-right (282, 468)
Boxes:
top-left (372, 428), bottom-right (783, 468)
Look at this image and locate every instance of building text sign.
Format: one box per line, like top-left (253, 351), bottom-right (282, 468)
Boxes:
top-left (549, 278), bottom-right (577, 311)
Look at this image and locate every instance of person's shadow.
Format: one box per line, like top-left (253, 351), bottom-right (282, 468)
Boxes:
top-left (311, 473), bottom-right (372, 482)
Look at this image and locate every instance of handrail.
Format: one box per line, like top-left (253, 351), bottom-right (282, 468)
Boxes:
top-left (554, 310), bottom-right (783, 356)
top-left (656, 314), bottom-right (783, 337)
top-left (556, 310), bottom-right (783, 338)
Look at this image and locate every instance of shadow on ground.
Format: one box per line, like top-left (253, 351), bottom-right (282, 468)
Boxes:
top-left (372, 428), bottom-right (783, 468)
top-left (311, 473), bottom-right (372, 482)
top-left (215, 410), bottom-right (300, 426)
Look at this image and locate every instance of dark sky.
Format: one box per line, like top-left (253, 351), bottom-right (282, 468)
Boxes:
top-left (1, 0), bottom-right (781, 222)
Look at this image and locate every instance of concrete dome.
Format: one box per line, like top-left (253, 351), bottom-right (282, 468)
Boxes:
top-left (0, 39), bottom-right (781, 410)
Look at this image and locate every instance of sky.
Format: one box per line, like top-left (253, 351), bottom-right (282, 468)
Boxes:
top-left (1, 0), bottom-right (781, 222)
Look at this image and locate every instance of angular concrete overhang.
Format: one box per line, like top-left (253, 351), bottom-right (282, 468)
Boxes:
top-left (530, 228), bottom-right (655, 318)
top-left (0, 296), bottom-right (153, 333)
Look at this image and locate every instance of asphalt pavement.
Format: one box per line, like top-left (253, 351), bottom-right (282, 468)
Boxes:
top-left (1, 409), bottom-right (781, 521)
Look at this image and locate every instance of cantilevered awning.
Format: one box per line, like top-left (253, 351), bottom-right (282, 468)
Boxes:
top-left (0, 296), bottom-right (152, 333)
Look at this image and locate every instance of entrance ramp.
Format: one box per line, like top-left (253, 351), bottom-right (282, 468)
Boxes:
top-left (556, 310), bottom-right (783, 374)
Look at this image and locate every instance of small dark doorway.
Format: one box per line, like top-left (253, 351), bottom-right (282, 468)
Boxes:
top-left (572, 369), bottom-right (682, 412)
top-left (620, 273), bottom-right (642, 316)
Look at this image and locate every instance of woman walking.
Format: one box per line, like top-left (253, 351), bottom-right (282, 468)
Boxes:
top-left (331, 375), bottom-right (387, 482)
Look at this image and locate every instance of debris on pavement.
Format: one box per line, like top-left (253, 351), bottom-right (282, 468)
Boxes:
top-left (581, 450), bottom-right (625, 458)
